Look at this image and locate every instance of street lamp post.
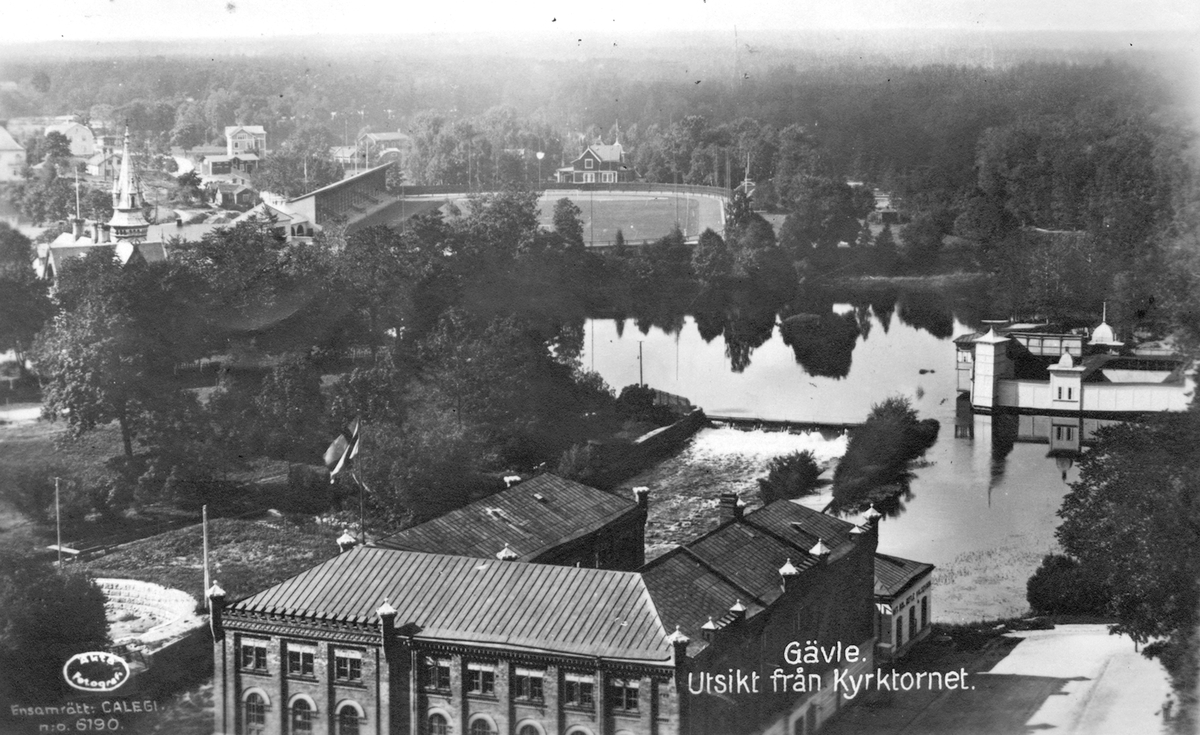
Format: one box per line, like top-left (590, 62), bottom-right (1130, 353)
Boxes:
top-left (536, 150), bottom-right (544, 183)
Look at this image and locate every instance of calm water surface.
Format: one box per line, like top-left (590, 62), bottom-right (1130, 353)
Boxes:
top-left (582, 302), bottom-right (1076, 621)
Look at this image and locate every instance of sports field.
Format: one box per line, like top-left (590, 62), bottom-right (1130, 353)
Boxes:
top-left (536, 192), bottom-right (724, 245)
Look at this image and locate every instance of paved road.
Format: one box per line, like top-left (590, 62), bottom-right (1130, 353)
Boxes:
top-left (982, 625), bottom-right (1171, 735)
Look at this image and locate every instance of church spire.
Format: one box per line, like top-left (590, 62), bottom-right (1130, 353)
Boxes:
top-left (107, 127), bottom-right (149, 243)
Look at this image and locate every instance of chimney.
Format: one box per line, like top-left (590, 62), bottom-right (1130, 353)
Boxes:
top-left (718, 493), bottom-right (743, 524)
top-left (71, 218), bottom-right (84, 240)
top-left (863, 505), bottom-right (882, 527)
top-left (98, 225), bottom-right (109, 244)
top-left (496, 543), bottom-right (518, 561)
top-left (778, 557), bottom-right (800, 593)
top-left (91, 221), bottom-right (101, 242)
top-left (377, 598), bottom-right (398, 662)
top-left (337, 529), bottom-right (357, 553)
top-left (728, 599), bottom-right (747, 625)
top-left (632, 486), bottom-right (650, 510)
top-left (700, 617), bottom-right (717, 642)
top-left (809, 539), bottom-right (831, 560)
top-left (207, 582), bottom-right (226, 642)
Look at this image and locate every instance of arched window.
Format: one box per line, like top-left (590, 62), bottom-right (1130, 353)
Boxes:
top-left (336, 703), bottom-right (363, 735)
top-left (896, 617), bottom-right (904, 646)
top-left (428, 713), bottom-right (449, 735)
top-left (921, 596), bottom-right (929, 628)
top-left (909, 607), bottom-right (917, 639)
top-left (290, 699), bottom-right (313, 735)
top-left (469, 717), bottom-right (497, 735)
top-left (517, 724), bottom-right (543, 735)
top-left (243, 693), bottom-right (266, 735)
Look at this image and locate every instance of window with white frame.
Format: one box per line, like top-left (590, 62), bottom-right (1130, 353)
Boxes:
top-left (423, 657), bottom-right (451, 691)
top-left (513, 667), bottom-right (544, 702)
top-left (607, 678), bottom-right (639, 712)
top-left (286, 644), bottom-right (316, 677)
top-left (240, 639), bottom-right (268, 673)
top-left (335, 649), bottom-right (363, 683)
top-left (564, 672), bottom-right (595, 708)
top-left (466, 662), bottom-right (495, 696)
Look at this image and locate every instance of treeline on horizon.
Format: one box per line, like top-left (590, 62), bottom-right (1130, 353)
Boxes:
top-left (3, 49), bottom-right (1197, 338)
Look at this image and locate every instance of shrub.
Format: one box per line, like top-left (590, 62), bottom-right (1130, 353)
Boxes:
top-left (1026, 553), bottom-right (1110, 616)
top-left (758, 450), bottom-right (824, 505)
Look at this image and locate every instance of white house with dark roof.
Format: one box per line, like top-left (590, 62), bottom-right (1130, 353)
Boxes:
top-left (225, 125), bottom-right (267, 156)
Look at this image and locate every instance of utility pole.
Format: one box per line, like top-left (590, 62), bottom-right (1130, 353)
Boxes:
top-left (55, 477), bottom-right (62, 569)
top-left (202, 505), bottom-right (211, 611)
top-left (639, 341), bottom-right (644, 386)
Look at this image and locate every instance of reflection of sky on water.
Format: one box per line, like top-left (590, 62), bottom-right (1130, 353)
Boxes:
top-left (583, 303), bottom-right (1075, 619)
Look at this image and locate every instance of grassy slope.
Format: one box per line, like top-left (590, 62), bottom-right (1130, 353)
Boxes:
top-left (81, 517), bottom-right (340, 605)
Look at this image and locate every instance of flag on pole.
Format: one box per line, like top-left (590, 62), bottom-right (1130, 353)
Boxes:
top-left (324, 419), bottom-right (360, 483)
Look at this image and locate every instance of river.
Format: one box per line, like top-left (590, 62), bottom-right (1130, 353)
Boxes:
top-left (581, 295), bottom-right (1078, 623)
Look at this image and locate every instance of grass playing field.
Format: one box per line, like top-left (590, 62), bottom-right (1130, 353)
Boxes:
top-left (535, 192), bottom-right (725, 245)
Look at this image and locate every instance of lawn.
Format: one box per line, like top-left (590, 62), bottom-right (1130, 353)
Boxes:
top-left (534, 193), bottom-right (724, 245)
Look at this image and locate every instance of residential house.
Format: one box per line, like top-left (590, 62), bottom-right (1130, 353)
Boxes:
top-left (204, 153), bottom-right (261, 178)
top-left (45, 122), bottom-right (96, 157)
top-left (212, 183), bottom-right (256, 210)
top-left (357, 131), bottom-right (413, 169)
top-left (87, 150), bottom-right (122, 179)
top-left (226, 125), bottom-right (267, 156)
top-left (0, 126), bottom-right (25, 181)
top-left (555, 141), bottom-right (636, 184)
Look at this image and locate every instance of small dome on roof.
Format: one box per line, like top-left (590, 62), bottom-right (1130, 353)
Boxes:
top-left (1056, 352), bottom-right (1075, 368)
top-left (1091, 321), bottom-right (1118, 346)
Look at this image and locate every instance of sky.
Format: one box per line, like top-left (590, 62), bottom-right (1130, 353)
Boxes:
top-left (3, 0), bottom-right (1198, 43)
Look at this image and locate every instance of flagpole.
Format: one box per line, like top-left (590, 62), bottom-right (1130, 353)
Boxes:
top-left (354, 471), bottom-right (365, 545)
top-left (202, 504), bottom-right (210, 612)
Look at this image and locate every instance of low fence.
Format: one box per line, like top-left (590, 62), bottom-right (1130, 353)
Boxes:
top-left (390, 182), bottom-right (732, 199)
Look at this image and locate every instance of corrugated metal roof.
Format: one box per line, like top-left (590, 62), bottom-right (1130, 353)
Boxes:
top-left (874, 553), bottom-right (934, 597)
top-left (377, 474), bottom-right (637, 561)
top-left (230, 546), bottom-right (671, 662)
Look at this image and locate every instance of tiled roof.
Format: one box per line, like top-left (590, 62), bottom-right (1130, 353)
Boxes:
top-left (377, 473), bottom-right (638, 561)
top-left (641, 500), bottom-right (858, 656)
top-left (874, 553), bottom-right (934, 598)
top-left (229, 546), bottom-right (672, 663)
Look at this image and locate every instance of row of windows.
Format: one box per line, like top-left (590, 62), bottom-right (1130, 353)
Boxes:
top-left (240, 642), bottom-right (362, 683)
top-left (422, 659), bottom-right (644, 711)
top-left (1056, 386), bottom-right (1076, 401)
top-left (243, 694), bottom-right (362, 735)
